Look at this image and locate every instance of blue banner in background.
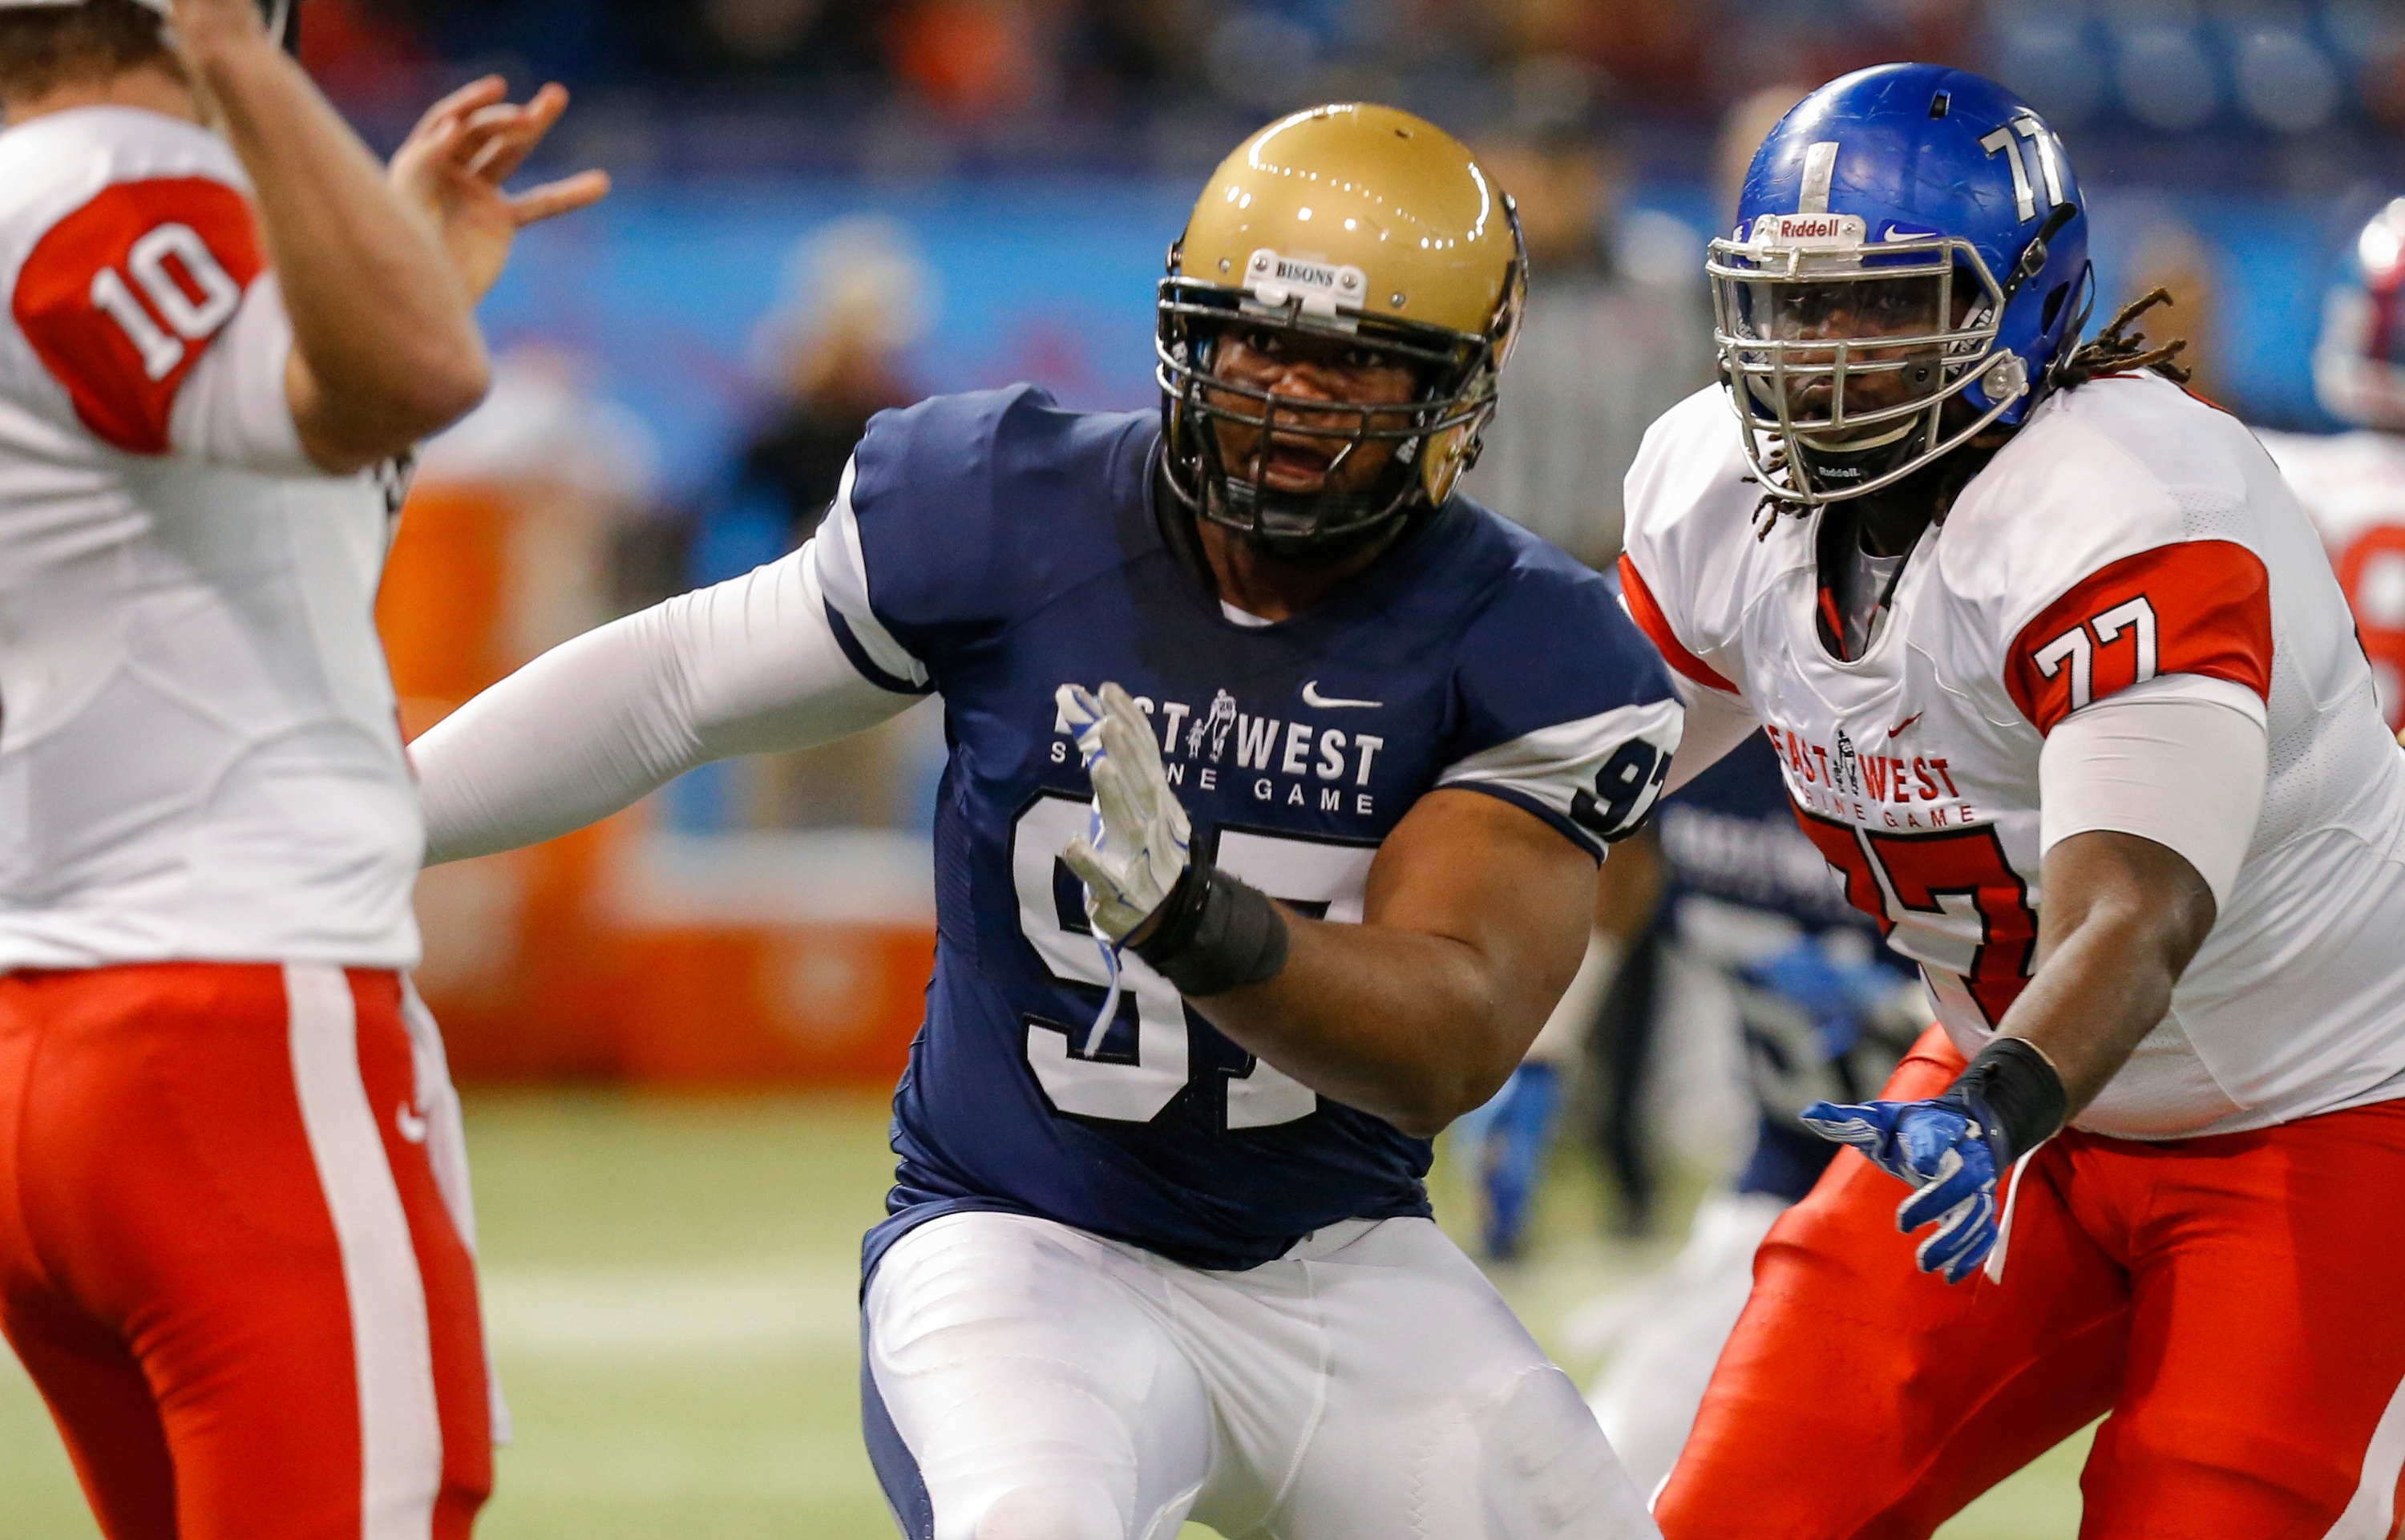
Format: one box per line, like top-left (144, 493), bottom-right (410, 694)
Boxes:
top-left (476, 179), bottom-right (1198, 501)
top-left (476, 177), bottom-right (2365, 507)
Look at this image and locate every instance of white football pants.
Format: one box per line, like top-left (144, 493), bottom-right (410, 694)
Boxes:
top-left (1582, 1190), bottom-right (1788, 1502)
top-left (862, 1210), bottom-right (1659, 1540)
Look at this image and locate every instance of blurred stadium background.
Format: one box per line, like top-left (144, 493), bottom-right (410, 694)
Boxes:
top-left (12, 0), bottom-right (2402, 1531)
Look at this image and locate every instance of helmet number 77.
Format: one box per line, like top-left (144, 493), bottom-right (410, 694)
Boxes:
top-left (1980, 116), bottom-right (2066, 224)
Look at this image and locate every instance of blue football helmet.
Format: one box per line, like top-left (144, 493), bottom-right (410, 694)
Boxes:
top-left (2314, 197), bottom-right (2405, 431)
top-left (1710, 63), bottom-right (2093, 506)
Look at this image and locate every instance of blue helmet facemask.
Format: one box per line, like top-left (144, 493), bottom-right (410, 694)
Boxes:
top-left (1712, 64), bottom-right (2094, 507)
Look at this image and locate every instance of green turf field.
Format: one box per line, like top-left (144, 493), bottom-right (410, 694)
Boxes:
top-left (1, 1089), bottom-right (2088, 1536)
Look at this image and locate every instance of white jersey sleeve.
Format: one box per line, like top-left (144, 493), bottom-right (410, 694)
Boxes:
top-left (1938, 378), bottom-right (2280, 740)
top-left (416, 530), bottom-right (920, 863)
top-left (1617, 386), bottom-right (1760, 709)
top-left (0, 107), bottom-right (302, 473)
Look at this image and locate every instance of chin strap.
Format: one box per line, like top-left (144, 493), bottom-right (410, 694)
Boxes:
top-left (1081, 802), bottom-right (1129, 1057)
top-left (275, 0), bottom-right (300, 54)
top-left (1085, 936), bottom-right (1126, 1057)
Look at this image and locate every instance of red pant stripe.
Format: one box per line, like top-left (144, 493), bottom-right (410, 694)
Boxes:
top-left (1659, 1026), bottom-right (2405, 1539)
top-left (0, 962), bottom-right (491, 1540)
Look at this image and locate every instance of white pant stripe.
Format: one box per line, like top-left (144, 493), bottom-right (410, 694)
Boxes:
top-left (286, 963), bottom-right (442, 1540)
top-left (2324, 1369), bottom-right (2405, 1540)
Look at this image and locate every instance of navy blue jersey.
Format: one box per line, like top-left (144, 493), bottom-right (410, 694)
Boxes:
top-left (827, 386), bottom-right (1681, 1273)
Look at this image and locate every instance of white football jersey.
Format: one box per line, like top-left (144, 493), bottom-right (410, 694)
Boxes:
top-left (1622, 374), bottom-right (2405, 1140)
top-left (2257, 427), bottom-right (2405, 733)
top-left (0, 107), bottom-right (422, 972)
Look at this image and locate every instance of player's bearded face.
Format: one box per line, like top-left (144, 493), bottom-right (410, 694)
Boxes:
top-left (1733, 273), bottom-right (1964, 449)
top-left (1202, 329), bottom-right (1423, 499)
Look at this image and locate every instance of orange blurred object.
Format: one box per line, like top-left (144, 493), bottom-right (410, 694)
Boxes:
top-left (380, 483), bottom-right (516, 731)
top-left (887, 0), bottom-right (1045, 122)
top-left (379, 478), bottom-right (934, 1089)
top-left (612, 924), bottom-right (933, 1089)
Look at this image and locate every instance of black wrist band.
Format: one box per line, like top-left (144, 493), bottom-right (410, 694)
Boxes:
top-left (1132, 865), bottom-right (1291, 998)
top-left (1954, 1037), bottom-right (2068, 1165)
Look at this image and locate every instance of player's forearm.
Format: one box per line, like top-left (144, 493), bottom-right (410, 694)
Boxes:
top-left (1994, 830), bottom-right (2217, 1117)
top-left (414, 549), bottom-right (915, 863)
top-left (1154, 792), bottom-right (1595, 1138)
top-left (1190, 917), bottom-right (1553, 1139)
top-left (414, 610), bottom-right (706, 864)
top-left (175, 20), bottom-right (487, 468)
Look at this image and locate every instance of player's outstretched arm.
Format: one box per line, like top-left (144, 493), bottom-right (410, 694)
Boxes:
top-left (1987, 829), bottom-right (2220, 1115)
top-left (1801, 684), bottom-right (2262, 1282)
top-left (1193, 787), bottom-right (1599, 1138)
top-left (165, 0), bottom-right (490, 471)
top-left (1063, 679), bottom-right (1597, 1139)
top-left (413, 545), bottom-right (916, 863)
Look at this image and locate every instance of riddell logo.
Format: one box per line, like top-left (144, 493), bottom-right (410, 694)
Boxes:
top-left (1750, 212), bottom-right (1867, 249)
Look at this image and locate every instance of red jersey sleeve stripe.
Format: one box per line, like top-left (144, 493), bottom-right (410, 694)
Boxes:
top-left (2005, 539), bottom-right (2274, 734)
top-left (13, 177), bottom-right (265, 455)
top-left (1618, 553), bottom-right (1740, 695)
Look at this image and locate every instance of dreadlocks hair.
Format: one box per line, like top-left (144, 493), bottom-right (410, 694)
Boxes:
top-left (0, 0), bottom-right (174, 106)
top-left (1748, 476), bottom-right (1787, 540)
top-left (2055, 287), bottom-right (2193, 390)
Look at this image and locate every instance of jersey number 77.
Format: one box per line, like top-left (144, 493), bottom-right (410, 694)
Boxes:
top-left (1794, 809), bottom-right (2036, 1028)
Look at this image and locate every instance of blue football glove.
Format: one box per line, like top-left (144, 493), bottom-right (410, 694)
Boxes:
top-left (1800, 1089), bottom-right (2008, 1284)
top-left (1469, 1062), bottom-right (1564, 1261)
top-left (1740, 938), bottom-right (1903, 1061)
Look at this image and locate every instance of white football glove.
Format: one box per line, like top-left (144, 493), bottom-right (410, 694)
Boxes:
top-left (1057, 681), bottom-right (1192, 944)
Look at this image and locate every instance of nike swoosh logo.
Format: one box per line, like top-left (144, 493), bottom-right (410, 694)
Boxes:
top-left (1888, 713), bottom-right (1925, 738)
top-left (1302, 681), bottom-right (1382, 710)
top-left (396, 1103), bottom-right (430, 1145)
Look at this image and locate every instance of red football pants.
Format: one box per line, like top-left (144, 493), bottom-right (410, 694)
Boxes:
top-left (0, 963), bottom-right (493, 1540)
top-left (1659, 1025), bottom-right (2405, 1540)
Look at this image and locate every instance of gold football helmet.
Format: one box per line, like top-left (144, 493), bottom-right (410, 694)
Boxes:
top-left (1158, 103), bottom-right (1527, 552)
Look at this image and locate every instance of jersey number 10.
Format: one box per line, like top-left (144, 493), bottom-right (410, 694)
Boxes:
top-left (1011, 794), bottom-right (1375, 1129)
top-left (89, 222), bottom-right (244, 383)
